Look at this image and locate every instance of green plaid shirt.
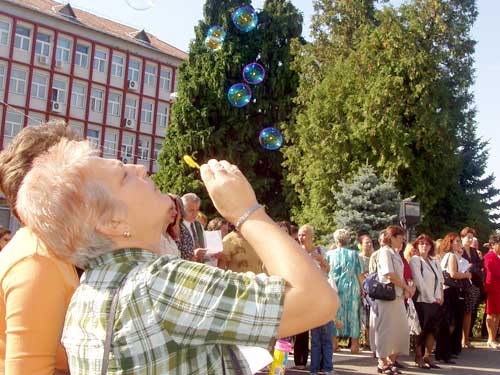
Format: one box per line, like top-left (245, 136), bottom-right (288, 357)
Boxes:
top-left (62, 249), bottom-right (285, 374)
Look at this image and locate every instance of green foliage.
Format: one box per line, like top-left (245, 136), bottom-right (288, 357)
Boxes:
top-left (153, 0), bottom-right (303, 219)
top-left (283, 0), bottom-right (487, 236)
top-left (333, 165), bottom-right (400, 243)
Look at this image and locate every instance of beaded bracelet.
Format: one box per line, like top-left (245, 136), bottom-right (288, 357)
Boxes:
top-left (235, 203), bottom-right (264, 230)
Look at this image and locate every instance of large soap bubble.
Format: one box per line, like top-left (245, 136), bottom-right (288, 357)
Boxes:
top-left (227, 83), bottom-right (252, 108)
top-left (125, 0), bottom-right (157, 11)
top-left (205, 26), bottom-right (226, 51)
top-left (259, 127), bottom-right (283, 150)
top-left (243, 63), bottom-right (265, 85)
top-left (232, 6), bottom-right (258, 32)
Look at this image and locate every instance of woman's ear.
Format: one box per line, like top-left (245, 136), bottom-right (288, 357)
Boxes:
top-left (96, 217), bottom-right (130, 238)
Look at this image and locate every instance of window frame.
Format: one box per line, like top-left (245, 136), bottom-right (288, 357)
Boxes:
top-left (144, 64), bottom-right (156, 88)
top-left (0, 20), bottom-right (9, 46)
top-left (5, 109), bottom-right (23, 141)
top-left (75, 44), bottom-right (89, 68)
top-left (160, 68), bottom-right (171, 93)
top-left (51, 79), bottom-right (67, 103)
top-left (56, 37), bottom-right (71, 63)
top-left (14, 25), bottom-right (31, 51)
top-left (93, 50), bottom-right (107, 73)
top-left (128, 59), bottom-right (140, 82)
top-left (9, 68), bottom-right (27, 95)
top-left (140, 102), bottom-right (153, 124)
top-left (30, 73), bottom-right (48, 99)
top-left (71, 83), bottom-right (86, 109)
top-left (156, 104), bottom-right (169, 128)
top-left (138, 139), bottom-right (150, 161)
top-left (111, 55), bottom-right (124, 78)
top-left (125, 97), bottom-right (137, 119)
top-left (108, 92), bottom-right (121, 117)
top-left (35, 32), bottom-right (51, 58)
top-left (90, 88), bottom-right (104, 112)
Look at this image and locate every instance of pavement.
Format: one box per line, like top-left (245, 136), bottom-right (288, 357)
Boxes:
top-left (256, 340), bottom-right (500, 375)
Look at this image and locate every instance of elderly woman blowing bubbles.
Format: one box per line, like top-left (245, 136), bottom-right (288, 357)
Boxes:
top-left (16, 139), bottom-right (339, 374)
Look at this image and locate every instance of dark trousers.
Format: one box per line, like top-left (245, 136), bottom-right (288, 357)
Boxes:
top-left (294, 331), bottom-right (309, 366)
top-left (436, 288), bottom-right (465, 360)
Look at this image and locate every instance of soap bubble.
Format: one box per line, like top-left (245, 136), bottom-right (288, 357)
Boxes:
top-left (259, 127), bottom-right (283, 150)
top-left (204, 36), bottom-right (223, 51)
top-left (207, 26), bottom-right (226, 41)
top-left (232, 6), bottom-right (258, 32)
top-left (243, 63), bottom-right (265, 85)
top-left (227, 83), bottom-right (252, 108)
top-left (125, 0), bottom-right (157, 11)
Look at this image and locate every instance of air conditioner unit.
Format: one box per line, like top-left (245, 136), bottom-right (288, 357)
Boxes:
top-left (37, 55), bottom-right (48, 65)
top-left (121, 156), bottom-right (128, 164)
top-left (128, 80), bottom-right (138, 90)
top-left (124, 118), bottom-right (135, 128)
top-left (51, 101), bottom-right (62, 113)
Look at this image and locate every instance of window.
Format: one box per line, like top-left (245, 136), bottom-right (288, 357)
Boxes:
top-left (90, 88), bottom-right (104, 112)
top-left (27, 114), bottom-right (43, 127)
top-left (35, 33), bottom-right (51, 57)
top-left (0, 65), bottom-right (4, 89)
top-left (0, 21), bottom-right (9, 46)
top-left (104, 132), bottom-right (117, 155)
top-left (51, 79), bottom-right (67, 103)
top-left (75, 44), bottom-right (89, 68)
top-left (9, 69), bottom-right (27, 95)
top-left (30, 74), bottom-right (48, 99)
top-left (71, 83), bottom-right (86, 109)
top-left (156, 104), bottom-right (169, 128)
top-left (86, 129), bottom-right (100, 148)
top-left (111, 55), bottom-right (123, 77)
top-left (144, 64), bottom-right (156, 88)
top-left (121, 134), bottom-right (135, 159)
top-left (108, 92), bottom-right (121, 117)
top-left (93, 50), bottom-right (106, 73)
top-left (14, 26), bottom-right (31, 51)
top-left (56, 38), bottom-right (71, 63)
top-left (160, 68), bottom-right (171, 93)
top-left (125, 97), bottom-right (137, 119)
top-left (141, 102), bottom-right (153, 124)
top-left (5, 110), bottom-right (23, 143)
top-left (128, 59), bottom-right (140, 82)
top-left (138, 139), bottom-right (150, 160)
top-left (153, 141), bottom-right (162, 160)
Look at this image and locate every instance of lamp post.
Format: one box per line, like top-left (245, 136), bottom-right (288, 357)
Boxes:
top-left (400, 200), bottom-right (421, 243)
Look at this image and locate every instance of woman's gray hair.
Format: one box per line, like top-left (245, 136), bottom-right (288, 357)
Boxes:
top-left (333, 229), bottom-right (350, 247)
top-left (17, 139), bottom-right (121, 269)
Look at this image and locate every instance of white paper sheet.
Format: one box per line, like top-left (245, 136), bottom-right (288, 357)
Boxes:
top-left (204, 230), bottom-right (223, 254)
top-left (237, 345), bottom-right (273, 374)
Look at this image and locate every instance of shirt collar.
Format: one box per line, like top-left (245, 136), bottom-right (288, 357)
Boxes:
top-left (86, 248), bottom-right (159, 269)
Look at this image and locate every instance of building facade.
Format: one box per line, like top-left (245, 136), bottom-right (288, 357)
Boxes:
top-left (0, 0), bottom-right (187, 174)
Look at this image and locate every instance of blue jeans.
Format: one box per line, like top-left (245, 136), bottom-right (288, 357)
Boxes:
top-left (310, 322), bottom-right (333, 373)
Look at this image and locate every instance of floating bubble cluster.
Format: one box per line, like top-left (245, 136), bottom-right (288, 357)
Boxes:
top-left (125, 0), bottom-right (157, 11)
top-left (243, 63), bottom-right (265, 85)
top-left (232, 6), bottom-right (258, 32)
top-left (204, 26), bottom-right (226, 51)
top-left (227, 83), bottom-right (252, 108)
top-left (259, 127), bottom-right (283, 150)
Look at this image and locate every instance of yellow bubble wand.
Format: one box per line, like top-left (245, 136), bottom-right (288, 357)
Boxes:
top-left (183, 155), bottom-right (201, 169)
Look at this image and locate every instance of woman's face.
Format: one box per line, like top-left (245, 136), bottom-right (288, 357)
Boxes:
top-left (361, 237), bottom-right (373, 253)
top-left (462, 233), bottom-right (474, 248)
top-left (391, 234), bottom-right (405, 251)
top-left (0, 233), bottom-right (11, 249)
top-left (166, 198), bottom-right (178, 226)
top-left (417, 241), bottom-right (431, 257)
top-left (452, 237), bottom-right (463, 253)
top-left (90, 158), bottom-right (173, 240)
top-left (493, 242), bottom-right (500, 256)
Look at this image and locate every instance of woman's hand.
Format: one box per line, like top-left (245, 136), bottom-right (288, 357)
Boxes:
top-left (200, 160), bottom-right (258, 225)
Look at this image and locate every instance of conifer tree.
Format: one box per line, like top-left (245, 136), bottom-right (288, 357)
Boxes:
top-left (153, 0), bottom-right (302, 219)
top-left (333, 165), bottom-right (400, 243)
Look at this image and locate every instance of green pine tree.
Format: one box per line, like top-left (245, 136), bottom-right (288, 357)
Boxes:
top-left (332, 164), bottom-right (400, 244)
top-left (153, 0), bottom-right (303, 219)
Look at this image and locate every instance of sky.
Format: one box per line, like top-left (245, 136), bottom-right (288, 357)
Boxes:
top-left (62, 0), bottom-right (499, 192)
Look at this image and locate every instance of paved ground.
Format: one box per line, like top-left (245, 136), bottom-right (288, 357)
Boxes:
top-left (256, 340), bottom-right (500, 375)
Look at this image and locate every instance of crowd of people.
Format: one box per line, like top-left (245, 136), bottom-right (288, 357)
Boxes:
top-left (0, 122), bottom-right (498, 375)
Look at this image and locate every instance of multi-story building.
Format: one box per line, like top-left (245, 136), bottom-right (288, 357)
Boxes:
top-left (0, 0), bottom-right (187, 230)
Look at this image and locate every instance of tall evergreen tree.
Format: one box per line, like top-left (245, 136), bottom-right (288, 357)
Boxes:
top-left (153, 0), bottom-right (303, 219)
top-left (333, 165), bottom-right (400, 244)
top-left (283, 0), bottom-right (480, 234)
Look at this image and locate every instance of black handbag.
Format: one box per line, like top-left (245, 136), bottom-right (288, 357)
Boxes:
top-left (366, 272), bottom-right (396, 301)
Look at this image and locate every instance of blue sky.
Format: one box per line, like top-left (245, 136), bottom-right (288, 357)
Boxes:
top-left (63, 0), bottom-right (499, 192)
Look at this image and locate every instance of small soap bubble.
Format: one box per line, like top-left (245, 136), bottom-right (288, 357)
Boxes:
top-left (125, 0), bottom-right (157, 11)
top-left (232, 6), bottom-right (258, 32)
top-left (204, 36), bottom-right (223, 51)
top-left (259, 127), bottom-right (283, 150)
top-left (227, 83), bottom-right (252, 108)
top-left (207, 26), bottom-right (226, 41)
top-left (243, 63), bottom-right (265, 85)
